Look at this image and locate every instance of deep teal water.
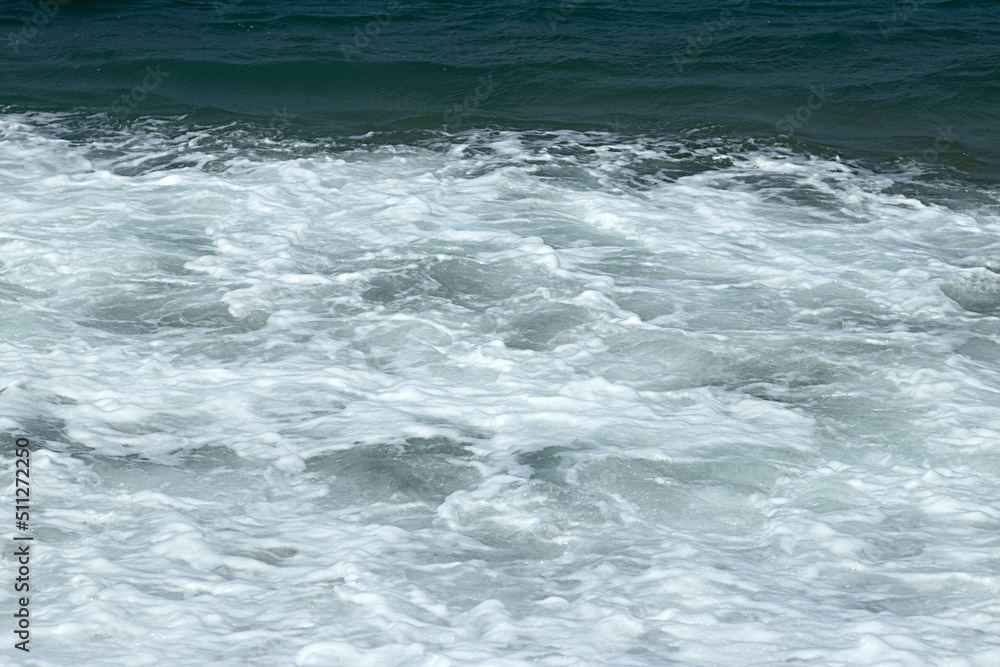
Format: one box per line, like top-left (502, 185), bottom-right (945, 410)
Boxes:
top-left (1, 0), bottom-right (997, 177)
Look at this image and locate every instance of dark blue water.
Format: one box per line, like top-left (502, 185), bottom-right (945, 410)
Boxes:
top-left (1, 0), bottom-right (998, 177)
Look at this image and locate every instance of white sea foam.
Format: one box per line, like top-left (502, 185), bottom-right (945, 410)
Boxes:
top-left (2, 114), bottom-right (1000, 665)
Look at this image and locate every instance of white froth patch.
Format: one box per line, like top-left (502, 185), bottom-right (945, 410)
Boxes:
top-left (1, 115), bottom-right (999, 665)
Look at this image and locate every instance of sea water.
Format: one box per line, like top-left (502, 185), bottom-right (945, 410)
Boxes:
top-left (2, 115), bottom-right (999, 665)
top-left (1, 0), bottom-right (1000, 664)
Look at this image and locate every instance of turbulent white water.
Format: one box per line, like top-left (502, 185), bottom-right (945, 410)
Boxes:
top-left (2, 113), bottom-right (1000, 665)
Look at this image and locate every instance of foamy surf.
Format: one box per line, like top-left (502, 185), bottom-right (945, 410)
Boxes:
top-left (2, 114), bottom-right (1000, 665)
